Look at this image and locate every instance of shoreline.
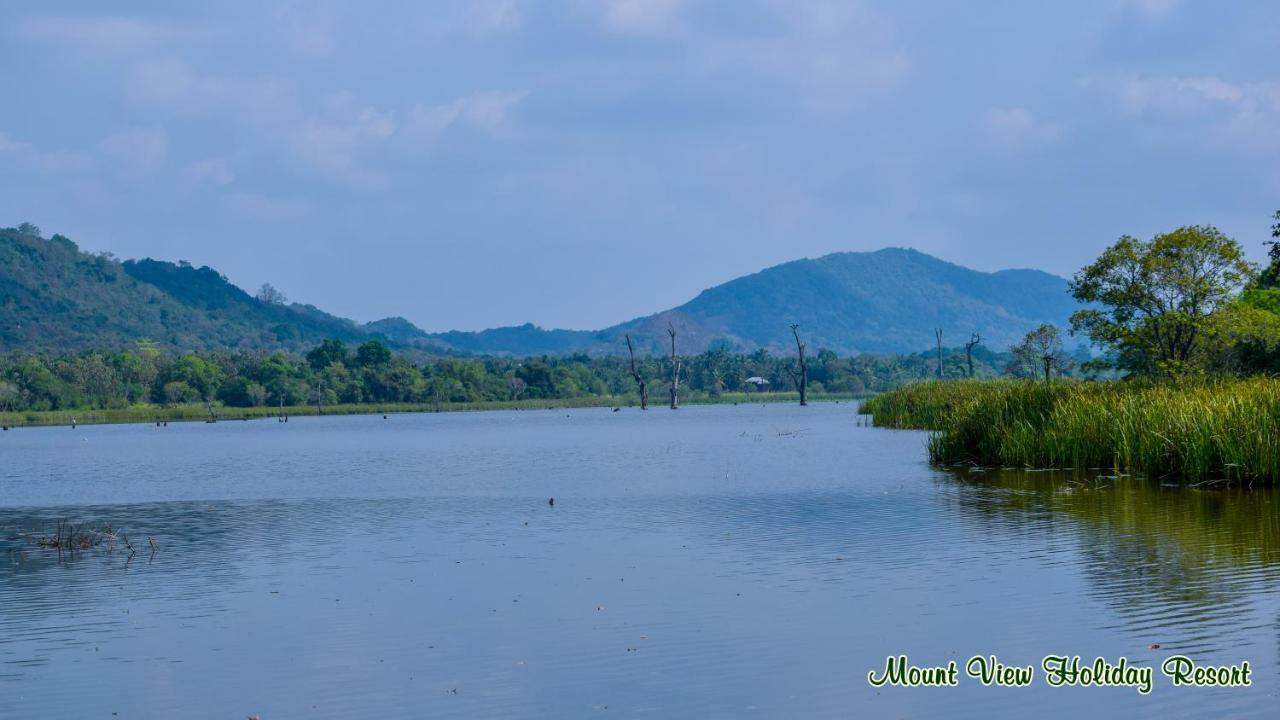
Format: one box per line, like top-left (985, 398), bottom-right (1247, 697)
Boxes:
top-left (0, 392), bottom-right (862, 430)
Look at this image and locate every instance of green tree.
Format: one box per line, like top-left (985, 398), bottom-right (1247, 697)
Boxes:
top-left (1258, 210), bottom-right (1280, 289)
top-left (170, 353), bottom-right (225, 400)
top-left (163, 380), bottom-right (200, 405)
top-left (306, 338), bottom-right (349, 370)
top-left (1069, 226), bottom-right (1255, 376)
top-left (355, 340), bottom-right (392, 368)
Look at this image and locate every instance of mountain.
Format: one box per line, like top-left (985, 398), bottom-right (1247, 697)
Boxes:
top-left (1, 225), bottom-right (1079, 357)
top-left (0, 226), bottom-right (412, 354)
top-left (424, 248), bottom-right (1081, 356)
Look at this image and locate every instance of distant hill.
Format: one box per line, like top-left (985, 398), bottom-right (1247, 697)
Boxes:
top-left (0, 226), bottom-right (409, 353)
top-left (1, 226), bottom-right (1079, 357)
top-left (422, 248), bottom-right (1081, 356)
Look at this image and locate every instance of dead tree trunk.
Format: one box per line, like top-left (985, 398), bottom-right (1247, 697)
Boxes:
top-left (667, 324), bottom-right (680, 410)
top-left (964, 332), bottom-right (982, 378)
top-left (625, 333), bottom-right (648, 410)
top-left (935, 328), bottom-right (944, 379)
top-left (788, 323), bottom-right (808, 406)
top-left (1042, 355), bottom-right (1053, 384)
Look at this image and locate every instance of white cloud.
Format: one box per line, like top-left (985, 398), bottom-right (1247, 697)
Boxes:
top-left (127, 58), bottom-right (299, 127)
top-left (1098, 74), bottom-right (1280, 150)
top-left (15, 15), bottom-right (184, 53)
top-left (1117, 75), bottom-right (1246, 113)
top-left (467, 0), bottom-right (523, 33)
top-left (405, 90), bottom-right (529, 145)
top-left (99, 127), bottom-right (169, 175)
top-left (293, 107), bottom-right (397, 186)
top-left (1128, 0), bottom-right (1180, 20)
top-left (185, 157), bottom-right (236, 186)
top-left (609, 0), bottom-right (909, 109)
top-left (981, 107), bottom-right (1063, 146)
top-left (601, 0), bottom-right (684, 36)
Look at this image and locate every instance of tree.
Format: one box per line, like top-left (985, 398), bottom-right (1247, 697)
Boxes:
top-left (170, 353), bottom-right (224, 401)
top-left (667, 324), bottom-right (681, 410)
top-left (256, 283), bottom-right (288, 305)
top-left (306, 338), bottom-right (349, 371)
top-left (1012, 324), bottom-right (1071, 382)
top-left (163, 380), bottom-right (199, 405)
top-left (786, 324), bottom-right (808, 406)
top-left (0, 381), bottom-right (18, 411)
top-left (1069, 226), bottom-right (1255, 376)
top-left (1198, 300), bottom-right (1280, 375)
top-left (1258, 211), bottom-right (1280, 289)
top-left (355, 340), bottom-right (392, 368)
top-left (624, 334), bottom-right (648, 410)
top-left (16, 222), bottom-right (41, 237)
top-left (964, 332), bottom-right (982, 378)
top-left (246, 382), bottom-right (268, 407)
top-left (934, 329), bottom-right (944, 379)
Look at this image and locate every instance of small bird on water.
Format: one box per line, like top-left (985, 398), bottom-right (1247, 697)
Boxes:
top-left (548, 497), bottom-right (555, 507)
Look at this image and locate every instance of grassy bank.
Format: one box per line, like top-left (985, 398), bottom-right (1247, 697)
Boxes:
top-left (0, 391), bottom-right (856, 429)
top-left (861, 379), bottom-right (1280, 484)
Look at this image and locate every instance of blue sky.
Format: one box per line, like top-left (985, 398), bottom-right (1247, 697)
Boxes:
top-left (2, 1), bottom-right (1278, 332)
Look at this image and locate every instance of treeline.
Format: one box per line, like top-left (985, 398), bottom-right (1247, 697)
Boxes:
top-left (0, 338), bottom-right (1019, 413)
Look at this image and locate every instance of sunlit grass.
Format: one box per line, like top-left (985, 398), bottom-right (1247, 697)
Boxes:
top-left (862, 379), bottom-right (1280, 484)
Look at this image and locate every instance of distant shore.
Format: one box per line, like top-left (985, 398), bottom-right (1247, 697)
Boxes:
top-left (0, 392), bottom-right (860, 430)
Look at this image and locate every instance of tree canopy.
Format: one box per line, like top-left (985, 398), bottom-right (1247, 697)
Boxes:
top-left (1068, 226), bottom-right (1255, 376)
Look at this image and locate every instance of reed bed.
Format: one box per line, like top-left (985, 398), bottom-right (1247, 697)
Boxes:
top-left (861, 378), bottom-right (1280, 484)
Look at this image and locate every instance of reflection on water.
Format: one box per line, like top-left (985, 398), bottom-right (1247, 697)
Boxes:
top-left (1, 404), bottom-right (1277, 719)
top-left (943, 471), bottom-right (1280, 657)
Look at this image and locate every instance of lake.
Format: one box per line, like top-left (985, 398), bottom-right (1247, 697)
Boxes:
top-left (2, 402), bottom-right (1277, 718)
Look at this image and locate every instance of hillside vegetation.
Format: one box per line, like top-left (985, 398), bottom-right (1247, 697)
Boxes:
top-left (0, 226), bottom-right (408, 354)
top-left (1, 225), bottom-right (1077, 357)
top-left (373, 248), bottom-right (1080, 357)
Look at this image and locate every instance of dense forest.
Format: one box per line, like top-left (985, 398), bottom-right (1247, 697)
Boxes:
top-left (0, 338), bottom-right (1032, 413)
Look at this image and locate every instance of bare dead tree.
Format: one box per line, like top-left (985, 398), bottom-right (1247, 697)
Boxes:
top-left (964, 332), bottom-right (982, 378)
top-left (624, 333), bottom-right (648, 410)
top-left (666, 324), bottom-right (680, 410)
top-left (935, 328), bottom-right (944, 379)
top-left (786, 324), bottom-right (808, 406)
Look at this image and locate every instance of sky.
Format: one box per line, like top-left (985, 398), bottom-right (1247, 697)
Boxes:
top-left (2, 1), bottom-right (1279, 332)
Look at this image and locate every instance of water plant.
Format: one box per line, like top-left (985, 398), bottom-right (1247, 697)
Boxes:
top-left (862, 378), bottom-right (1280, 484)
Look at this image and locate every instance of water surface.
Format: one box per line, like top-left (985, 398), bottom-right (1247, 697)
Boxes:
top-left (2, 403), bottom-right (1277, 718)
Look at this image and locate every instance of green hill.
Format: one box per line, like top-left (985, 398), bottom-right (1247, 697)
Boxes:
top-left (1, 226), bottom-right (1079, 357)
top-left (0, 226), bottom-right (393, 353)
top-left (430, 248), bottom-right (1080, 356)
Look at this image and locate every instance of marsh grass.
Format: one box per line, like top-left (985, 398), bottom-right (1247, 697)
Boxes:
top-left (862, 379), bottom-right (1280, 484)
top-left (0, 391), bottom-right (855, 429)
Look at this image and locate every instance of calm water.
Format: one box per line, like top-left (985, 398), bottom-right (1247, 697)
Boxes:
top-left (1, 402), bottom-right (1277, 718)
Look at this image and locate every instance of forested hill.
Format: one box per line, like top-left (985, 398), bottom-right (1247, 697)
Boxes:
top-left (1, 225), bottom-right (1077, 357)
top-left (429, 248), bottom-right (1080, 356)
top-left (640, 248), bottom-right (1077, 355)
top-left (0, 226), bottom-right (423, 354)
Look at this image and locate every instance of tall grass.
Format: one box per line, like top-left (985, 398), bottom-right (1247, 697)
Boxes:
top-left (862, 379), bottom-right (1280, 484)
top-left (0, 391), bottom-right (856, 429)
